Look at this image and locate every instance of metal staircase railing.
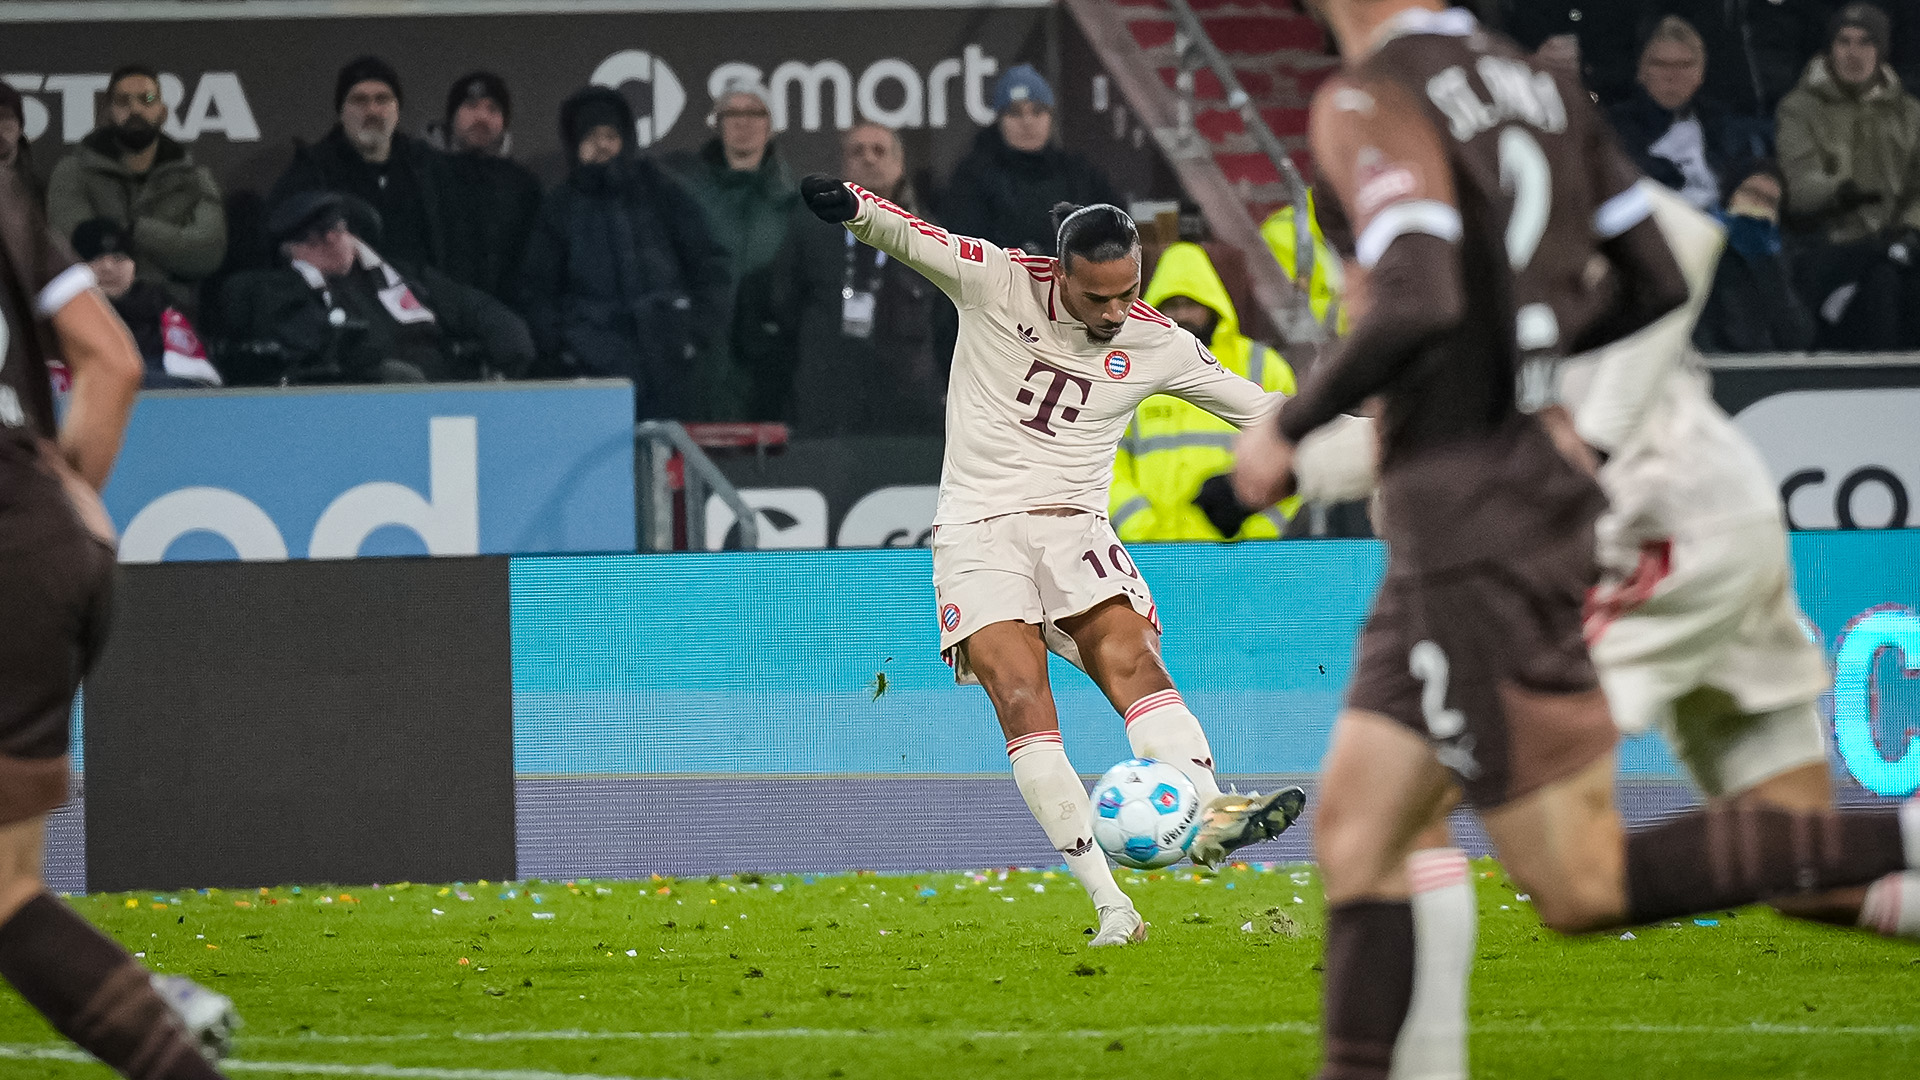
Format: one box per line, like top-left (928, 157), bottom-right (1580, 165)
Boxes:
top-left (634, 420), bottom-right (760, 552)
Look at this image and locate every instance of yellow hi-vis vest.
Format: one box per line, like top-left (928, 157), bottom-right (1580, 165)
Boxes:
top-left (1260, 193), bottom-right (1347, 337)
top-left (1111, 243), bottom-right (1300, 541)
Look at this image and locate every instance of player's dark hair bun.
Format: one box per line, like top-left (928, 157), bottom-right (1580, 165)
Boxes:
top-left (1054, 202), bottom-right (1138, 269)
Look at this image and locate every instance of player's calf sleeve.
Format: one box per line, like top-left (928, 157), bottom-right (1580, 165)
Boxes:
top-left (1624, 805), bottom-right (1907, 925)
top-left (0, 891), bottom-right (223, 1079)
top-left (1007, 731), bottom-right (1127, 911)
top-left (1392, 849), bottom-right (1474, 1080)
top-left (1859, 873), bottom-right (1920, 939)
top-left (1318, 900), bottom-right (1416, 1080)
top-left (1123, 690), bottom-right (1222, 802)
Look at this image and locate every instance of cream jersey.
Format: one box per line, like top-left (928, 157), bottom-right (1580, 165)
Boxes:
top-left (843, 184), bottom-right (1279, 526)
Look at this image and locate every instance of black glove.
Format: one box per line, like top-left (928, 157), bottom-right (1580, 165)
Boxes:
top-left (801, 174), bottom-right (859, 224)
top-left (1834, 180), bottom-right (1884, 212)
top-left (1193, 473), bottom-right (1256, 538)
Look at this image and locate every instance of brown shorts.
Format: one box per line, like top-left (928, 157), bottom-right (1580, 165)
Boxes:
top-left (0, 441), bottom-right (115, 825)
top-left (1348, 525), bottom-right (1617, 809)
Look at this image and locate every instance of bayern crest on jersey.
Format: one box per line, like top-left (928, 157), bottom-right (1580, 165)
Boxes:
top-left (1104, 350), bottom-right (1131, 379)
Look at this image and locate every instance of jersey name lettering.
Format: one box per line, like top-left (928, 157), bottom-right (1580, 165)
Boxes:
top-left (1425, 57), bottom-right (1567, 143)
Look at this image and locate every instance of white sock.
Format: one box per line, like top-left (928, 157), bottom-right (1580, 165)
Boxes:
top-left (1007, 731), bottom-right (1128, 912)
top-left (1123, 689), bottom-right (1222, 801)
top-left (1902, 798), bottom-right (1920, 868)
top-left (1859, 872), bottom-right (1920, 939)
top-left (1392, 848), bottom-right (1475, 1080)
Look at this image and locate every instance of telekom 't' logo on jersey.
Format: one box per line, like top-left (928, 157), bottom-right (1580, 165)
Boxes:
top-left (1016, 360), bottom-right (1093, 436)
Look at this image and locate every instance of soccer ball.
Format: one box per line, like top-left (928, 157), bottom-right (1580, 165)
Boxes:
top-left (1092, 758), bottom-right (1200, 869)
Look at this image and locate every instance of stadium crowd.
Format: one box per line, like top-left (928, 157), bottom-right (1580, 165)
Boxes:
top-left (4, 1), bottom-right (1918, 423)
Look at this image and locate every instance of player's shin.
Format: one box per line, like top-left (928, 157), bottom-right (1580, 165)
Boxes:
top-left (1007, 731), bottom-right (1129, 912)
top-left (0, 891), bottom-right (224, 1079)
top-left (1392, 848), bottom-right (1475, 1080)
top-left (1319, 900), bottom-right (1417, 1080)
top-left (1623, 804), bottom-right (1909, 925)
top-left (1123, 689), bottom-right (1222, 801)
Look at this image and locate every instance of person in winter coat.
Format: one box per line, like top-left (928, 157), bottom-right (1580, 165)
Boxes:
top-left (1696, 162), bottom-right (1817, 353)
top-left (219, 190), bottom-right (532, 386)
top-left (433, 72), bottom-right (542, 305)
top-left (1655, 0), bottom-right (1836, 122)
top-left (662, 79), bottom-right (801, 420)
top-left (71, 217), bottom-right (222, 388)
top-left (1608, 17), bottom-right (1747, 212)
top-left (0, 83), bottom-right (44, 208)
top-left (777, 121), bottom-right (944, 436)
top-left (1110, 242), bottom-right (1299, 542)
top-left (519, 86), bottom-right (731, 418)
top-left (47, 66), bottom-right (225, 309)
top-left (268, 56), bottom-right (448, 274)
top-left (937, 65), bottom-right (1118, 256)
top-left (1777, 3), bottom-right (1920, 348)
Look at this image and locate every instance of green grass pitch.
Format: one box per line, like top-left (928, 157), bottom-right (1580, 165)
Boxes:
top-left (1, 861), bottom-right (1914, 1079)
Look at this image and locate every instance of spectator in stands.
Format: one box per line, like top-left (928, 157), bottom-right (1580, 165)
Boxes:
top-left (779, 121), bottom-right (944, 436)
top-left (218, 190), bottom-right (532, 386)
top-left (1658, 0), bottom-right (1835, 130)
top-left (1778, 2), bottom-right (1920, 348)
top-left (269, 57), bottom-right (447, 273)
top-left (1610, 17), bottom-right (1744, 212)
top-left (1111, 242), bottom-right (1297, 543)
top-left (1696, 161), bottom-right (1817, 352)
top-left (1488, 0), bottom-right (1643, 104)
top-left (0, 83), bottom-right (42, 206)
top-left (72, 217), bottom-right (222, 388)
top-left (939, 65), bottom-right (1117, 255)
top-left (47, 65), bottom-right (225, 309)
top-left (434, 72), bottom-right (542, 305)
top-left (520, 86), bottom-right (730, 419)
top-left (664, 78), bottom-right (800, 420)
top-left (1261, 189), bottom-right (1346, 338)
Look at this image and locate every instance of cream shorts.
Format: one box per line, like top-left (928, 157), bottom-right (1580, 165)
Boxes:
top-left (931, 511), bottom-right (1159, 685)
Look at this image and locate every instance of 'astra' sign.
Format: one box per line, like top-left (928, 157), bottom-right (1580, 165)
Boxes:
top-left (3, 71), bottom-right (259, 144)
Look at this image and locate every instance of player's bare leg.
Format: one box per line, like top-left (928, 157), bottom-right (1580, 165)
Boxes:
top-left (0, 814), bottom-right (231, 1078)
top-left (1061, 597), bottom-right (1307, 867)
top-left (1313, 710), bottom-right (1456, 1080)
top-left (963, 620), bottom-right (1142, 945)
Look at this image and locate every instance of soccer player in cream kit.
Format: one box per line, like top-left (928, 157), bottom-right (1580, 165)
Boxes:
top-left (799, 176), bottom-right (1307, 946)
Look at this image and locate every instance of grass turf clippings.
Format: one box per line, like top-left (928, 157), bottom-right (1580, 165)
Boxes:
top-left (0, 861), bottom-right (1914, 1079)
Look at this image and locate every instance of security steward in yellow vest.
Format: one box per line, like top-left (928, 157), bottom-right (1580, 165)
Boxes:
top-left (1260, 190), bottom-right (1347, 337)
top-left (1111, 242), bottom-right (1299, 541)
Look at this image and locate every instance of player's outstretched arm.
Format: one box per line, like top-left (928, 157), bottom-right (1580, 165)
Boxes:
top-left (52, 288), bottom-right (141, 492)
top-left (802, 173), bottom-right (1006, 310)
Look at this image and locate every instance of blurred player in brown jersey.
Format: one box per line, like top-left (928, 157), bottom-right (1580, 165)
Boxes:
top-left (1228, 4), bottom-right (1920, 1078)
top-left (0, 171), bottom-right (234, 1077)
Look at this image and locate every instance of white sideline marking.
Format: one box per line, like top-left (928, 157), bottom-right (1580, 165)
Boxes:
top-left (0, 1044), bottom-right (667, 1080)
top-left (239, 1020), bottom-right (1920, 1045)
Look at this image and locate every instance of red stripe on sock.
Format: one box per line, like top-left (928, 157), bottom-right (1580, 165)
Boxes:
top-left (1123, 689), bottom-right (1184, 726)
top-left (1006, 731), bottom-right (1063, 757)
top-left (1407, 850), bottom-right (1470, 894)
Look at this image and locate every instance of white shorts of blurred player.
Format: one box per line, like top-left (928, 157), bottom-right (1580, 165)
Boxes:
top-left (1587, 515), bottom-right (1833, 798)
top-left (932, 510), bottom-right (1160, 686)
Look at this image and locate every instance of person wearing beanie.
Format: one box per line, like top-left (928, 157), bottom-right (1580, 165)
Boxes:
top-left (937, 63), bottom-right (1116, 256)
top-left (269, 55), bottom-right (449, 274)
top-left (519, 85), bottom-right (729, 418)
top-left (47, 65), bottom-right (225, 310)
top-left (661, 77), bottom-right (802, 420)
top-left (435, 71), bottom-right (541, 305)
top-left (70, 216), bottom-right (222, 388)
top-left (1776, 0), bottom-right (1920, 348)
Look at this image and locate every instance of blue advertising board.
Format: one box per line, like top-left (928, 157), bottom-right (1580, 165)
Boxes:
top-left (104, 381), bottom-right (635, 561)
top-left (510, 530), bottom-right (1920, 789)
